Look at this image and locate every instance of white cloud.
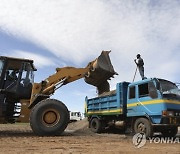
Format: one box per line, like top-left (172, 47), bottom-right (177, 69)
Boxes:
top-left (10, 50), bottom-right (56, 68)
top-left (0, 0), bottom-right (179, 83)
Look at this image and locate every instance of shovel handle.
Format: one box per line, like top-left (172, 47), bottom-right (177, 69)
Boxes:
top-left (133, 66), bottom-right (138, 82)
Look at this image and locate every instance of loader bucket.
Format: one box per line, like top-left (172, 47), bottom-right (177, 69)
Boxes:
top-left (84, 51), bottom-right (117, 94)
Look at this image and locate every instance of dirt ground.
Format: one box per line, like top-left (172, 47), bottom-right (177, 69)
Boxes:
top-left (0, 119), bottom-right (179, 154)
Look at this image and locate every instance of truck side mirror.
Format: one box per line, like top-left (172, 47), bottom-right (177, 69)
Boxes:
top-left (148, 81), bottom-right (158, 99)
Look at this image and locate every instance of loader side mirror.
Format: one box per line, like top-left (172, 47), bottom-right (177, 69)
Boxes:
top-left (148, 81), bottom-right (158, 99)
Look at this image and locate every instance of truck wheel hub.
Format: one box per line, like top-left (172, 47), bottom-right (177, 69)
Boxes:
top-left (92, 122), bottom-right (97, 129)
top-left (137, 123), bottom-right (145, 132)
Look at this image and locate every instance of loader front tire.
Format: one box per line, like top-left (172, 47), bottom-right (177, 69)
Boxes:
top-left (30, 99), bottom-right (69, 136)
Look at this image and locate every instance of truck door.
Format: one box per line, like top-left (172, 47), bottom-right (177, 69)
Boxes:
top-left (127, 85), bottom-right (137, 114)
top-left (137, 81), bottom-right (158, 115)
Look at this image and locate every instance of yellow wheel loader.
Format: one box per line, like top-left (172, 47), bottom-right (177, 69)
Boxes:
top-left (0, 51), bottom-right (116, 136)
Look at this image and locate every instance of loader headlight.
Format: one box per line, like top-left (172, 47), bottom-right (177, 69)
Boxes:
top-left (162, 110), bottom-right (174, 116)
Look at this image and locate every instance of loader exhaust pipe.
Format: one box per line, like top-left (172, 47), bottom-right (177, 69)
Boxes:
top-left (85, 51), bottom-right (117, 95)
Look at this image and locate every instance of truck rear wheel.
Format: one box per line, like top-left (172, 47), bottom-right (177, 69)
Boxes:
top-left (161, 127), bottom-right (178, 137)
top-left (30, 99), bottom-right (69, 136)
top-left (134, 118), bottom-right (153, 138)
top-left (90, 118), bottom-right (102, 133)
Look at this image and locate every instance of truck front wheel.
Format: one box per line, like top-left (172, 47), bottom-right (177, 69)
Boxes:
top-left (30, 99), bottom-right (69, 136)
top-left (161, 127), bottom-right (178, 137)
top-left (90, 118), bottom-right (102, 133)
top-left (134, 118), bottom-right (153, 138)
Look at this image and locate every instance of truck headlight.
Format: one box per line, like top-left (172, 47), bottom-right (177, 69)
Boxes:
top-left (162, 110), bottom-right (174, 116)
top-left (174, 112), bottom-right (180, 116)
top-left (167, 111), bottom-right (174, 116)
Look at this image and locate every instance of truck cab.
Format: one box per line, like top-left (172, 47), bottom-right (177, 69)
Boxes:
top-left (127, 78), bottom-right (180, 136)
top-left (69, 111), bottom-right (82, 122)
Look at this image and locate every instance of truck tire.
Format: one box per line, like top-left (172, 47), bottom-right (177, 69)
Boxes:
top-left (90, 118), bottom-right (102, 133)
top-left (134, 118), bottom-right (153, 138)
top-left (30, 99), bottom-right (69, 136)
top-left (161, 127), bottom-right (178, 137)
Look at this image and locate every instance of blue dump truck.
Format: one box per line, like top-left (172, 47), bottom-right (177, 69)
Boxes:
top-left (85, 78), bottom-right (180, 137)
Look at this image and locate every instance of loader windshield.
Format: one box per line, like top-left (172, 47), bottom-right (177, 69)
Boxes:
top-left (0, 60), bottom-right (4, 77)
top-left (21, 62), bottom-right (34, 85)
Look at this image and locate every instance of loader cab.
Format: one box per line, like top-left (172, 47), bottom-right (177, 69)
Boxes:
top-left (0, 56), bottom-right (36, 101)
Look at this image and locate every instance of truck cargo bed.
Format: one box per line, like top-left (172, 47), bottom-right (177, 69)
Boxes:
top-left (85, 82), bottom-right (129, 116)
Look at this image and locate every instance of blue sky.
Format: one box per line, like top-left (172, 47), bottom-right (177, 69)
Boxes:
top-left (0, 0), bottom-right (180, 112)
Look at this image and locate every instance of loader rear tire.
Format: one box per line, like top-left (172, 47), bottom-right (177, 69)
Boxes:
top-left (30, 99), bottom-right (69, 136)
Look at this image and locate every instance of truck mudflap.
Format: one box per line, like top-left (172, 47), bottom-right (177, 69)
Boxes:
top-left (85, 51), bottom-right (117, 94)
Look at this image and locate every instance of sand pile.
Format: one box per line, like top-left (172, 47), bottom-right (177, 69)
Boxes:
top-left (66, 118), bottom-right (89, 131)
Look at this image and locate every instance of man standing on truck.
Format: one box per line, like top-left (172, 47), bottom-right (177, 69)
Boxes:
top-left (134, 54), bottom-right (146, 80)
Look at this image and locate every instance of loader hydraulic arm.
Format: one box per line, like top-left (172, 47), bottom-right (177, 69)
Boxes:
top-left (41, 67), bottom-right (91, 94)
top-left (29, 65), bottom-right (93, 107)
top-left (29, 51), bottom-right (117, 108)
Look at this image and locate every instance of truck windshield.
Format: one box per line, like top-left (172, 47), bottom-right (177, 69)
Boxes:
top-left (159, 79), bottom-right (180, 100)
top-left (159, 79), bottom-right (177, 92)
top-left (0, 60), bottom-right (4, 77)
